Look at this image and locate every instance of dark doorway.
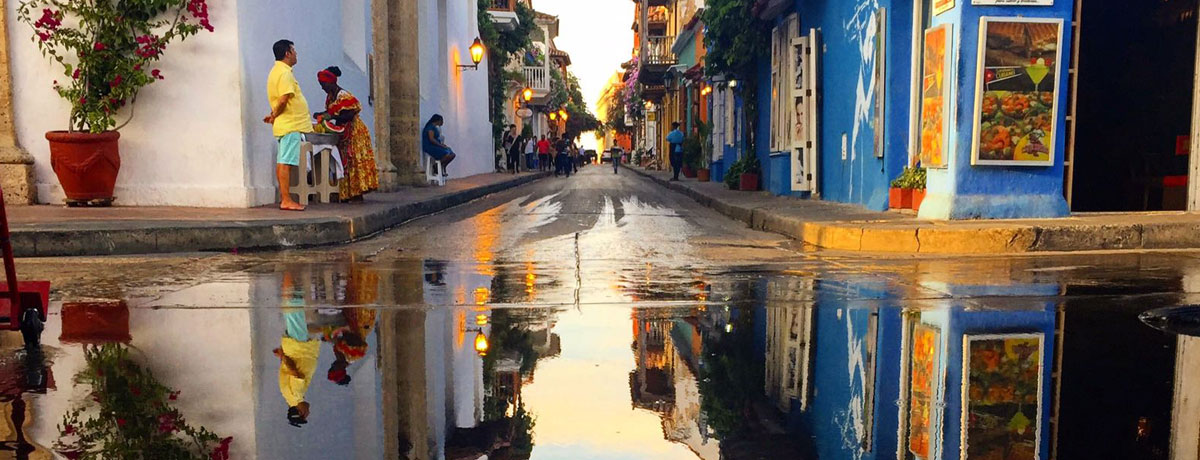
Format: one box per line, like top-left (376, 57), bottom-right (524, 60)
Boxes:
top-left (1056, 283), bottom-right (1179, 459)
top-left (1070, 0), bottom-right (1198, 211)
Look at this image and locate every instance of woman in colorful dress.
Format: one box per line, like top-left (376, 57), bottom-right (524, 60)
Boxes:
top-left (315, 66), bottom-right (378, 202)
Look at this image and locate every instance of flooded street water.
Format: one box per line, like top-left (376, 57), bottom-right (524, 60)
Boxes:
top-left (4, 168), bottom-right (1200, 459)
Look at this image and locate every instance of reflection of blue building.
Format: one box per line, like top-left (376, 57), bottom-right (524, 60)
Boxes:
top-left (770, 274), bottom-right (1059, 460)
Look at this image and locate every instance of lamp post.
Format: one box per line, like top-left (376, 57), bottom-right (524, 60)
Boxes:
top-left (458, 37), bottom-right (486, 70)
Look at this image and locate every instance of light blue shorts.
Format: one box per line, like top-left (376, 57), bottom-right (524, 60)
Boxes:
top-left (276, 132), bottom-right (303, 166)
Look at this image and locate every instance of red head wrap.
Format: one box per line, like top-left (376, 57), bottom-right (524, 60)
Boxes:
top-left (317, 69), bottom-right (337, 84)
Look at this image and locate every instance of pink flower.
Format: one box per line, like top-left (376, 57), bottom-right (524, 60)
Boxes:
top-left (169, 391), bottom-right (180, 401)
top-left (110, 75), bottom-right (122, 88)
top-left (72, 69), bottom-right (79, 79)
top-left (78, 97), bottom-right (86, 105)
top-left (57, 450), bottom-right (82, 460)
top-left (36, 32), bottom-right (50, 42)
top-left (209, 437), bottom-right (233, 460)
top-left (63, 424), bottom-right (75, 435)
top-left (116, 418), bottom-right (127, 427)
top-left (151, 69), bottom-right (163, 80)
top-left (93, 42), bottom-right (105, 51)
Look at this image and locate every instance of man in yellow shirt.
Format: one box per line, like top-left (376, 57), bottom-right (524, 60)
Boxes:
top-left (263, 40), bottom-right (313, 211)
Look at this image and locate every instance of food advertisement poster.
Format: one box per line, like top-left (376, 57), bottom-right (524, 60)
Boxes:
top-left (920, 25), bottom-right (951, 168)
top-left (961, 333), bottom-right (1044, 460)
top-left (908, 323), bottom-right (941, 458)
top-left (971, 18), bottom-right (1063, 166)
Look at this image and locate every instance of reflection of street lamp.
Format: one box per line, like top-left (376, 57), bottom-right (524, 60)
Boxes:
top-left (458, 37), bottom-right (486, 70)
top-left (474, 330), bottom-right (489, 355)
top-left (476, 313), bottom-right (489, 326)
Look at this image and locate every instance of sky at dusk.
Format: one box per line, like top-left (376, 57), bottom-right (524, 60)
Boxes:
top-left (531, 0), bottom-right (635, 148)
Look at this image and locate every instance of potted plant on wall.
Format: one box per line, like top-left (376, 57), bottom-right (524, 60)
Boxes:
top-left (723, 154), bottom-right (760, 191)
top-left (910, 167), bottom-right (927, 211)
top-left (18, 0), bottom-right (214, 206)
top-left (697, 121), bottom-right (712, 182)
top-left (889, 167), bottom-right (915, 210)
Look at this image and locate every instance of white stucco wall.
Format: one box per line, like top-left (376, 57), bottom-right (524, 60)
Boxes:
top-left (6, 0), bottom-right (249, 206)
top-left (420, 0), bottom-right (495, 179)
top-left (237, 0), bottom-right (375, 207)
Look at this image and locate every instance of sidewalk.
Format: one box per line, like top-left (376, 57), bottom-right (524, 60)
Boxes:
top-left (628, 167), bottom-right (1200, 254)
top-left (11, 172), bottom-right (548, 257)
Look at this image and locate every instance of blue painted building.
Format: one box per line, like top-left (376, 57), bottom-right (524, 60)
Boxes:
top-left (708, 0), bottom-right (1200, 219)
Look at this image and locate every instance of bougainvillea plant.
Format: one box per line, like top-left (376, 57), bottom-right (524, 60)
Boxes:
top-left (16, 0), bottom-right (215, 133)
top-left (53, 344), bottom-right (232, 460)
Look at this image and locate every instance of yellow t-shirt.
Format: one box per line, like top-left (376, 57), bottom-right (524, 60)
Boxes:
top-left (267, 61), bottom-right (314, 137)
top-left (278, 336), bottom-right (320, 408)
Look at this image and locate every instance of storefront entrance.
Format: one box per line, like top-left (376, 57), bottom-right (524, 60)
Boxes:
top-left (1067, 0), bottom-right (1200, 212)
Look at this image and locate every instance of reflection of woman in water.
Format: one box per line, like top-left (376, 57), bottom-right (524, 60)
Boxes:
top-left (324, 308), bottom-right (377, 386)
top-left (274, 272), bottom-right (318, 427)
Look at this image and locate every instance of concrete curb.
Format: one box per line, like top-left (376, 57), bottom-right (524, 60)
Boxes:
top-left (13, 172), bottom-right (550, 257)
top-left (628, 167), bottom-right (1200, 254)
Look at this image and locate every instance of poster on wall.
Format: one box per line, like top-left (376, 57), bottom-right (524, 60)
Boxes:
top-left (920, 25), bottom-right (952, 168)
top-left (971, 17), bottom-right (1063, 167)
top-left (972, 0), bottom-right (1053, 5)
top-left (908, 323), bottom-right (942, 458)
top-left (961, 333), bottom-right (1044, 460)
top-left (933, 0), bottom-right (955, 16)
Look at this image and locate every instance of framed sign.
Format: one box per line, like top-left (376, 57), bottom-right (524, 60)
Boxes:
top-left (961, 333), bottom-right (1044, 460)
top-left (972, 0), bottom-right (1053, 5)
top-left (920, 25), bottom-right (952, 168)
top-left (908, 323), bottom-right (942, 458)
top-left (971, 17), bottom-right (1063, 166)
top-left (933, 0), bottom-right (955, 16)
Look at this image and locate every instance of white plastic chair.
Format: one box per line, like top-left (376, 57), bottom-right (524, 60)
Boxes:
top-left (423, 152), bottom-right (446, 186)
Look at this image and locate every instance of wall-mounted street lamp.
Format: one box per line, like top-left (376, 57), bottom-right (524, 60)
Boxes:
top-left (728, 79), bottom-right (739, 89)
top-left (700, 84), bottom-right (712, 96)
top-left (559, 109), bottom-right (568, 122)
top-left (522, 87), bottom-right (533, 102)
top-left (549, 111), bottom-right (557, 121)
top-left (458, 37), bottom-right (486, 70)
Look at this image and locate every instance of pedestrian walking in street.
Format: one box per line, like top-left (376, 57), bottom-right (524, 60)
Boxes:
top-left (537, 135), bottom-right (551, 171)
top-left (524, 133), bottom-right (536, 170)
top-left (500, 125), bottom-right (516, 172)
top-left (314, 66), bottom-right (378, 203)
top-left (667, 122), bottom-right (685, 181)
top-left (422, 115), bottom-right (456, 175)
top-left (570, 142), bottom-right (579, 174)
top-left (611, 147), bottom-right (621, 174)
top-left (554, 137), bottom-right (571, 178)
top-left (507, 133), bottom-right (524, 174)
top-left (263, 39), bottom-right (312, 211)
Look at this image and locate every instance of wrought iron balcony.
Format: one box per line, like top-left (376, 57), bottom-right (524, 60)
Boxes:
top-left (641, 35), bottom-right (677, 67)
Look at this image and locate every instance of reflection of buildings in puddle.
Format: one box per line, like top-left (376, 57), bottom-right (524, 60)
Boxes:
top-left (630, 308), bottom-right (720, 459)
top-left (0, 334), bottom-right (52, 459)
top-left (764, 278), bottom-right (815, 413)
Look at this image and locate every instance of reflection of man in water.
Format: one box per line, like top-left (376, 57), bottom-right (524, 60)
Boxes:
top-left (274, 272), bottom-right (318, 427)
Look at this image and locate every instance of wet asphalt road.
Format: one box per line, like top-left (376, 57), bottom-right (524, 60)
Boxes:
top-left (5, 165), bottom-right (1200, 460)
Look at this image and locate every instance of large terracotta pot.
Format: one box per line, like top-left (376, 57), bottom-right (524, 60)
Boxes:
top-left (739, 173), bottom-right (759, 191)
top-left (912, 189), bottom-right (927, 211)
top-left (889, 187), bottom-right (913, 209)
top-left (46, 131), bottom-right (121, 205)
top-left (60, 301), bottom-right (131, 344)
top-left (697, 168), bottom-right (711, 182)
